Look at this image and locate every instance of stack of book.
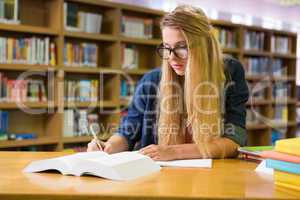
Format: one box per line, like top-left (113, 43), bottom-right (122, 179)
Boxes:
top-left (64, 2), bottom-right (102, 34)
top-left (238, 146), bottom-right (273, 162)
top-left (263, 138), bottom-right (300, 191)
top-left (0, 0), bottom-right (19, 24)
top-left (0, 37), bottom-right (56, 65)
top-left (64, 42), bottom-right (98, 67)
top-left (121, 16), bottom-right (153, 39)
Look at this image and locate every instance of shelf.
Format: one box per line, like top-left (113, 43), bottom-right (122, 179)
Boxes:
top-left (64, 101), bottom-right (99, 108)
top-left (211, 20), bottom-right (240, 27)
top-left (246, 75), bottom-right (270, 81)
top-left (243, 50), bottom-right (271, 57)
top-left (0, 64), bottom-right (56, 71)
top-left (63, 66), bottom-right (100, 74)
top-left (0, 137), bottom-right (59, 148)
top-left (272, 98), bottom-right (297, 105)
top-left (246, 99), bottom-right (270, 106)
top-left (63, 66), bottom-right (122, 74)
top-left (0, 23), bottom-right (59, 35)
top-left (63, 134), bottom-right (110, 144)
top-left (120, 36), bottom-right (161, 46)
top-left (64, 101), bottom-right (119, 108)
top-left (222, 48), bottom-right (240, 54)
top-left (0, 102), bottom-right (55, 109)
top-left (270, 121), bottom-right (297, 128)
top-left (100, 100), bottom-right (119, 108)
top-left (122, 68), bottom-right (150, 75)
top-left (64, 31), bottom-right (118, 42)
top-left (63, 136), bottom-right (92, 144)
top-left (272, 53), bottom-right (297, 59)
top-left (246, 123), bottom-right (269, 130)
top-left (272, 76), bottom-right (295, 81)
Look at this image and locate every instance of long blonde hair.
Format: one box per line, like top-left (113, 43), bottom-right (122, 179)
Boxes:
top-left (157, 5), bottom-right (226, 156)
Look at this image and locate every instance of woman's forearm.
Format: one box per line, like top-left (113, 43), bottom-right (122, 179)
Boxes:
top-left (172, 137), bottom-right (239, 159)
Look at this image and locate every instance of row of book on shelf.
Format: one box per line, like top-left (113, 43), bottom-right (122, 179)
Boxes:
top-left (246, 105), bottom-right (288, 124)
top-left (64, 2), bottom-right (154, 39)
top-left (64, 2), bottom-right (103, 34)
top-left (247, 82), bottom-right (292, 100)
top-left (64, 109), bottom-right (99, 137)
top-left (0, 110), bottom-right (37, 141)
top-left (64, 79), bottom-right (99, 102)
top-left (64, 42), bottom-right (97, 67)
top-left (244, 58), bottom-right (289, 76)
top-left (212, 27), bottom-right (237, 48)
top-left (0, 37), bottom-right (56, 65)
top-left (0, 72), bottom-right (47, 102)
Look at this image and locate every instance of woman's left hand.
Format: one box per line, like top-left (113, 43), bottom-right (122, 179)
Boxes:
top-left (139, 144), bottom-right (176, 161)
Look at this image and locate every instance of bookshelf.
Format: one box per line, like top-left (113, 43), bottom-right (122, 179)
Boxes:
top-left (0, 0), bottom-right (297, 151)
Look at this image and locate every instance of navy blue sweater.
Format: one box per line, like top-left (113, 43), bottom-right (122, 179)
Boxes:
top-left (116, 57), bottom-right (249, 150)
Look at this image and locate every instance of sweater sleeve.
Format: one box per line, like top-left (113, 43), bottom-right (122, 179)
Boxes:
top-left (223, 58), bottom-right (249, 146)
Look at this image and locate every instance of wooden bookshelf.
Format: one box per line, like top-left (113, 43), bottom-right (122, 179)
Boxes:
top-left (0, 23), bottom-right (59, 35)
top-left (0, 0), bottom-right (297, 150)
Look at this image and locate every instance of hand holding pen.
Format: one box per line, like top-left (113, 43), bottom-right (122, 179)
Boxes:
top-left (87, 123), bottom-right (106, 151)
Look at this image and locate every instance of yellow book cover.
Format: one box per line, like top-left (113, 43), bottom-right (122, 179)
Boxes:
top-left (275, 138), bottom-right (300, 156)
top-left (275, 171), bottom-right (300, 187)
top-left (276, 181), bottom-right (300, 192)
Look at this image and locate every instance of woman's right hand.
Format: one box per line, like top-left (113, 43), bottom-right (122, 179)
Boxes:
top-left (87, 139), bottom-right (113, 153)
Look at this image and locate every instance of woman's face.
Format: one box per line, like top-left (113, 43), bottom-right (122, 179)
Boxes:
top-left (161, 27), bottom-right (188, 76)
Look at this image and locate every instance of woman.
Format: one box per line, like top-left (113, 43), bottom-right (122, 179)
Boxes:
top-left (87, 5), bottom-right (249, 160)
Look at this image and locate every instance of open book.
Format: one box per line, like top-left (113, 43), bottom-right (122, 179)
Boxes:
top-left (23, 151), bottom-right (161, 181)
top-left (24, 151), bottom-right (212, 181)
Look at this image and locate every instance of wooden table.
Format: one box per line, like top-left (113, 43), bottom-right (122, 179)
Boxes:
top-left (0, 151), bottom-right (300, 200)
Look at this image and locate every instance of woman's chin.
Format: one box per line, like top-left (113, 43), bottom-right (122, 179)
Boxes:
top-left (173, 69), bottom-right (185, 76)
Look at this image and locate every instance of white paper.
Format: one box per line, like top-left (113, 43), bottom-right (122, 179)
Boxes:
top-left (156, 159), bottom-right (212, 168)
top-left (255, 160), bottom-right (274, 175)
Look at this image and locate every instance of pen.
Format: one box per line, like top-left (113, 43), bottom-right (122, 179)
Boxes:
top-left (89, 124), bottom-right (105, 150)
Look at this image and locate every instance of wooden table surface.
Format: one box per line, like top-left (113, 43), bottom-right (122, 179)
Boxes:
top-left (0, 151), bottom-right (300, 200)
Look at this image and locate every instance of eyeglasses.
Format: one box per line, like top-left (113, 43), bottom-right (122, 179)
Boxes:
top-left (156, 44), bottom-right (188, 60)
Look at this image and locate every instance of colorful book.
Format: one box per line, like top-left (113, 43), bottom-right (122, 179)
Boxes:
top-left (275, 171), bottom-right (300, 187)
top-left (275, 138), bottom-right (300, 156)
top-left (266, 159), bottom-right (300, 174)
top-left (261, 150), bottom-right (300, 163)
top-left (275, 181), bottom-right (300, 192)
top-left (238, 146), bottom-right (273, 162)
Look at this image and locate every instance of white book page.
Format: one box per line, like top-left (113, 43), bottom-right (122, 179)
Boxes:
top-left (156, 159), bottom-right (212, 168)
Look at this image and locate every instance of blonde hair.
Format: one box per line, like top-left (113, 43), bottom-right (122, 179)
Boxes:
top-left (157, 5), bottom-right (226, 157)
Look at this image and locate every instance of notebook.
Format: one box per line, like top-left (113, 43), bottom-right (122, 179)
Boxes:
top-left (275, 138), bottom-right (300, 156)
top-left (266, 159), bottom-right (300, 174)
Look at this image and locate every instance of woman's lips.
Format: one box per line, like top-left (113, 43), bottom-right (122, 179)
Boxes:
top-left (171, 64), bottom-right (183, 70)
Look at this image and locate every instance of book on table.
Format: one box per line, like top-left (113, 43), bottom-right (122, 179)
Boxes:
top-left (23, 151), bottom-right (160, 181)
top-left (23, 151), bottom-right (212, 181)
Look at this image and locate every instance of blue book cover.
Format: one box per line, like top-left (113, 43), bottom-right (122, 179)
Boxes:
top-left (266, 159), bottom-right (300, 174)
